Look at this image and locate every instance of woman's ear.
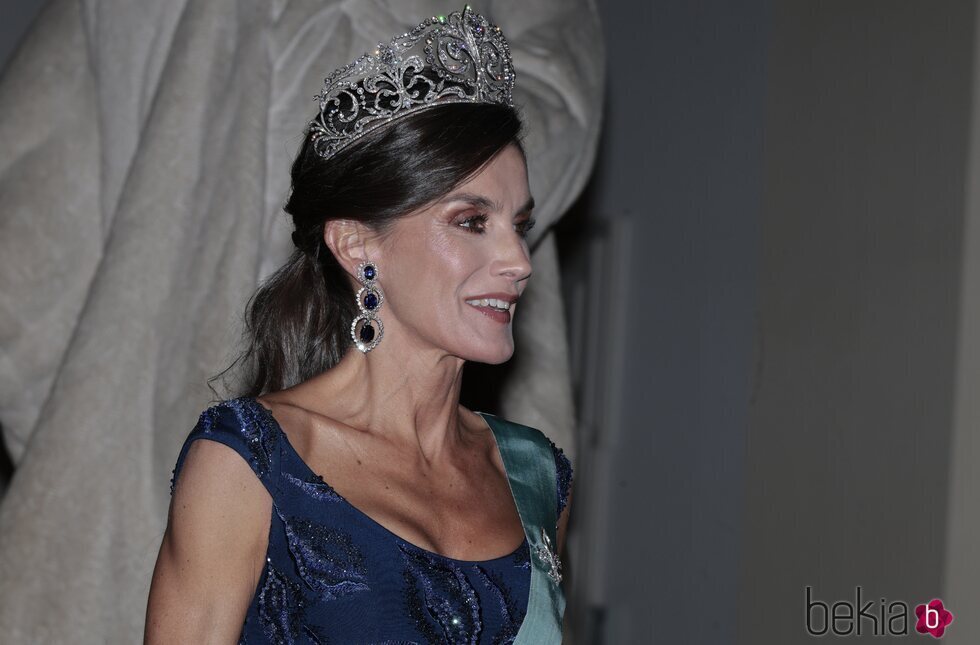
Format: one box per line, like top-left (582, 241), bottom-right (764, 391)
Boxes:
top-left (323, 219), bottom-right (372, 277)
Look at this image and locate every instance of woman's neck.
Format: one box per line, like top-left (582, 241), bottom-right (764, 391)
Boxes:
top-left (286, 340), bottom-right (473, 465)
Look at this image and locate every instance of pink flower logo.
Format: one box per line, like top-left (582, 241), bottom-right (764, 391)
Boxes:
top-left (915, 598), bottom-right (954, 638)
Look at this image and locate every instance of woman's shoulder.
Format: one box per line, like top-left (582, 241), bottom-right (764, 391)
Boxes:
top-left (474, 410), bottom-right (571, 459)
top-left (473, 410), bottom-right (574, 517)
top-left (170, 396), bottom-right (283, 496)
top-left (153, 399), bottom-right (274, 635)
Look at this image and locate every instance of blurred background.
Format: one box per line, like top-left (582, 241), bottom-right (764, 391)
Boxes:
top-left (558, 1), bottom-right (979, 643)
top-left (3, 1), bottom-right (979, 644)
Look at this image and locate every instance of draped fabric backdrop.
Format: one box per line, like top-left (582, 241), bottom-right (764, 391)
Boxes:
top-left (0, 0), bottom-right (603, 641)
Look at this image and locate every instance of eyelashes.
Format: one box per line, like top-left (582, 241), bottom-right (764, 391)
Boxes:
top-left (457, 214), bottom-right (489, 233)
top-left (458, 213), bottom-right (536, 238)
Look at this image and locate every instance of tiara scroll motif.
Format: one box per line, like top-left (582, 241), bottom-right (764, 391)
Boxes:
top-left (309, 6), bottom-right (515, 161)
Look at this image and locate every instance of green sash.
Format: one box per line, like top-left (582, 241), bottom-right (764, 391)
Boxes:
top-left (476, 411), bottom-right (566, 643)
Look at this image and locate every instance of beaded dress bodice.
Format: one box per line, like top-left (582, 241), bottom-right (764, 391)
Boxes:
top-left (170, 397), bottom-right (572, 644)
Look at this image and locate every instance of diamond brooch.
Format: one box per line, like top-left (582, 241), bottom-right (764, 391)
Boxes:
top-left (534, 527), bottom-right (563, 585)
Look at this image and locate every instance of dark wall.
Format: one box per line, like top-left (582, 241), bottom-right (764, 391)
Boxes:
top-left (739, 2), bottom-right (975, 644)
top-left (562, 1), bottom-right (767, 642)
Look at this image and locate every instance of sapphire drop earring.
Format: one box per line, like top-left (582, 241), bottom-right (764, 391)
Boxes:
top-left (351, 261), bottom-right (384, 352)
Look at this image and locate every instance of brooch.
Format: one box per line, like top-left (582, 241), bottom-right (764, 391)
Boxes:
top-left (534, 527), bottom-right (563, 585)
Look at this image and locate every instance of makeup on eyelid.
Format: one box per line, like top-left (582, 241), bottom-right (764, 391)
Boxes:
top-left (457, 213), bottom-right (536, 237)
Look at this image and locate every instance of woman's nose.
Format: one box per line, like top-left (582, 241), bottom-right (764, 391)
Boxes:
top-left (492, 230), bottom-right (533, 282)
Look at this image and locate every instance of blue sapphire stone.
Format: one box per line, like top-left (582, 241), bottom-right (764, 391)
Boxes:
top-left (359, 322), bottom-right (375, 343)
top-left (363, 265), bottom-right (376, 280)
top-left (364, 293), bottom-right (379, 310)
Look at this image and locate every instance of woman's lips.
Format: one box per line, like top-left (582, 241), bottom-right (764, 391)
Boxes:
top-left (465, 301), bottom-right (512, 323)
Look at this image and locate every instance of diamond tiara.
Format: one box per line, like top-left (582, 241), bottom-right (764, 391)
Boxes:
top-left (308, 6), bottom-right (515, 161)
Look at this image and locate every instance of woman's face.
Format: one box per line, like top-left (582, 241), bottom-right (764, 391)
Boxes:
top-left (374, 143), bottom-right (534, 364)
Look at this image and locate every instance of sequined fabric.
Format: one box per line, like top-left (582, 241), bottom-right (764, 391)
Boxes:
top-left (170, 397), bottom-right (573, 644)
top-left (550, 439), bottom-right (573, 519)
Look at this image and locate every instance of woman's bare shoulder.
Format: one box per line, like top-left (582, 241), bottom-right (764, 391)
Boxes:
top-left (146, 435), bottom-right (272, 642)
top-left (166, 434), bottom-right (273, 575)
top-left (457, 404), bottom-right (494, 433)
top-left (255, 390), bottom-right (351, 454)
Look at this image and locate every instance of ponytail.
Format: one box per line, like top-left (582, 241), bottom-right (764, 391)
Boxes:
top-left (213, 248), bottom-right (355, 398)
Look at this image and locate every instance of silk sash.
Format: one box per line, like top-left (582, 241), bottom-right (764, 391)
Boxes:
top-left (476, 411), bottom-right (566, 643)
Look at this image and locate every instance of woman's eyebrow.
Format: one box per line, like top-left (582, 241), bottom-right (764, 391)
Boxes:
top-left (441, 192), bottom-right (499, 212)
top-left (441, 192), bottom-right (535, 216)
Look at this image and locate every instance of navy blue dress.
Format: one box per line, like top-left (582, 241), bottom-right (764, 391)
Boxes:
top-left (170, 397), bottom-right (572, 644)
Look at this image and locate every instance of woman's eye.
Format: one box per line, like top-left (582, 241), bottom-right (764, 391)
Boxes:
top-left (517, 218), bottom-right (536, 238)
top-left (458, 214), bottom-right (489, 233)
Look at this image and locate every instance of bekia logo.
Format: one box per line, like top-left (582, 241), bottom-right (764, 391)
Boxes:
top-left (805, 587), bottom-right (954, 638)
top-left (914, 599), bottom-right (954, 639)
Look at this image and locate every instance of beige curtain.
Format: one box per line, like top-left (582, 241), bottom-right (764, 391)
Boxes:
top-left (0, 0), bottom-right (603, 640)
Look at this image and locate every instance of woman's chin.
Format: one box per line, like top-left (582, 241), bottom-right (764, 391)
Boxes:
top-left (462, 342), bottom-right (515, 365)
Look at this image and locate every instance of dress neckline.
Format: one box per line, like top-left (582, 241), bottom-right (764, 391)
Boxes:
top-left (244, 396), bottom-right (529, 566)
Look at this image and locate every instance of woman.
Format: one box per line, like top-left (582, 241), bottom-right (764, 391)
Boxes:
top-left (144, 8), bottom-right (573, 643)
